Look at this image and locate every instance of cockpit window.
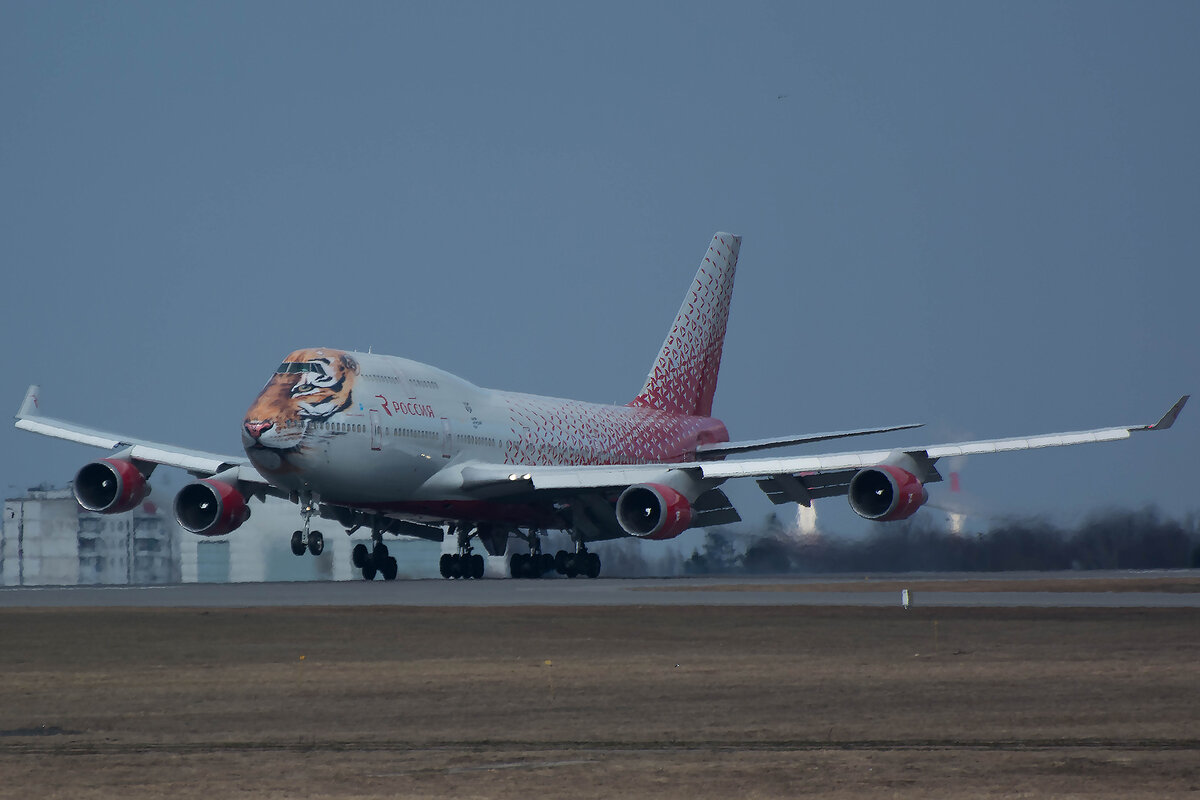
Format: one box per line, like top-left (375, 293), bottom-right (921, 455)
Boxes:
top-left (277, 361), bottom-right (326, 375)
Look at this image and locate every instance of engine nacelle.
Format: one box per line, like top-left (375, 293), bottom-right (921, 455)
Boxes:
top-left (615, 483), bottom-right (694, 540)
top-left (848, 464), bottom-right (928, 521)
top-left (174, 479), bottom-right (251, 537)
top-left (74, 458), bottom-right (151, 514)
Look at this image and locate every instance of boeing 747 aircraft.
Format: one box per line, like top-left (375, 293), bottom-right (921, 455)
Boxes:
top-left (15, 233), bottom-right (1188, 580)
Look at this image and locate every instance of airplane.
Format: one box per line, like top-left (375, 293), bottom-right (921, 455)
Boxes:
top-left (14, 233), bottom-right (1188, 581)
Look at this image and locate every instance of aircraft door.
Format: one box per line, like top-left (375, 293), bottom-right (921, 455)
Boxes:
top-left (440, 418), bottom-right (452, 459)
top-left (369, 408), bottom-right (382, 451)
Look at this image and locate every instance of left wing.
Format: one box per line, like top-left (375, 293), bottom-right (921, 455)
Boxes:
top-left (455, 396), bottom-right (1188, 507)
top-left (14, 384), bottom-right (270, 485)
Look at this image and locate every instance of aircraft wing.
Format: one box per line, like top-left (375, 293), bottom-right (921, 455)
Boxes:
top-left (14, 384), bottom-right (270, 485)
top-left (693, 422), bottom-right (923, 458)
top-left (458, 396), bottom-right (1188, 501)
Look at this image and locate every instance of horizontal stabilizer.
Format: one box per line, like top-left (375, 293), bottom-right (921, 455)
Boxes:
top-left (695, 422), bottom-right (923, 458)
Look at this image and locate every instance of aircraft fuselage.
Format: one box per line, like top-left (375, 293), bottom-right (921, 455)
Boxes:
top-left (241, 348), bottom-right (729, 525)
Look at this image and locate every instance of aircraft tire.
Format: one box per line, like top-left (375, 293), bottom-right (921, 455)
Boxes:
top-left (585, 552), bottom-right (601, 579)
top-left (353, 543), bottom-right (369, 569)
top-left (381, 556), bottom-right (398, 581)
top-left (439, 553), bottom-right (453, 579)
top-left (361, 563), bottom-right (377, 581)
top-left (509, 553), bottom-right (525, 578)
top-left (373, 542), bottom-right (389, 561)
top-left (565, 557), bottom-right (579, 579)
top-left (290, 531), bottom-right (306, 556)
top-left (471, 553), bottom-right (485, 579)
top-left (307, 531), bottom-right (324, 556)
top-left (554, 550), bottom-right (569, 574)
top-left (540, 553), bottom-right (554, 575)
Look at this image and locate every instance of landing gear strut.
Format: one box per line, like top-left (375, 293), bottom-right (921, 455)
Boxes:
top-left (553, 539), bottom-right (601, 579)
top-left (352, 515), bottom-right (398, 581)
top-left (440, 524), bottom-right (485, 580)
top-left (290, 493), bottom-right (325, 557)
top-left (510, 529), bottom-right (555, 579)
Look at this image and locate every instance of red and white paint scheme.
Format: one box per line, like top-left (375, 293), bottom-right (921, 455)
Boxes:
top-left (15, 233), bottom-right (1188, 580)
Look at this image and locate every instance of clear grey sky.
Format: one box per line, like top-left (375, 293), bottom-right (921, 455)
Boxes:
top-left (3, 2), bottom-right (1198, 535)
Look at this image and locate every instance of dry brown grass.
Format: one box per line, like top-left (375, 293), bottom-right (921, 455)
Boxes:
top-left (1, 604), bottom-right (1198, 798)
top-left (642, 575), bottom-right (1200, 593)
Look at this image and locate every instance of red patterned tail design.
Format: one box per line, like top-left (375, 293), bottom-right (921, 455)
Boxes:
top-left (630, 233), bottom-right (740, 417)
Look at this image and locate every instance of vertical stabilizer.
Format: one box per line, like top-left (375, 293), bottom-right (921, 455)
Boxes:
top-left (630, 233), bottom-right (740, 417)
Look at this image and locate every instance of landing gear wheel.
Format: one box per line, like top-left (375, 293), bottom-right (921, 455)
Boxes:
top-left (565, 556), bottom-right (579, 579)
top-left (381, 556), bottom-right (398, 581)
top-left (307, 531), bottom-right (324, 556)
top-left (373, 542), bottom-right (389, 561)
top-left (555, 550), bottom-right (569, 574)
top-left (585, 552), bottom-right (601, 579)
top-left (290, 530), bottom-right (306, 556)
top-left (352, 543), bottom-right (369, 569)
top-left (361, 562), bottom-right (377, 581)
top-left (510, 553), bottom-right (526, 578)
top-left (540, 553), bottom-right (554, 575)
top-left (471, 553), bottom-right (485, 579)
top-left (440, 553), bottom-right (453, 579)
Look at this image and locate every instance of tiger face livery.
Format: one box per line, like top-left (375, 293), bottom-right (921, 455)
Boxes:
top-left (242, 349), bottom-right (358, 461)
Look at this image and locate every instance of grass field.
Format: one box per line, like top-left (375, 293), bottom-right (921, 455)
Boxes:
top-left (1, 594), bottom-right (1198, 798)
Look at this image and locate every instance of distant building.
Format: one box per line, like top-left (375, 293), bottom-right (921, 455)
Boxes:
top-left (2, 485), bottom-right (441, 585)
top-left (2, 487), bottom-right (179, 586)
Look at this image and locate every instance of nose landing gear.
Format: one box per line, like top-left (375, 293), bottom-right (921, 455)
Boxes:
top-left (290, 493), bottom-right (325, 557)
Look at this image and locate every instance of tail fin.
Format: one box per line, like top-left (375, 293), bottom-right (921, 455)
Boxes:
top-left (630, 232), bottom-right (740, 417)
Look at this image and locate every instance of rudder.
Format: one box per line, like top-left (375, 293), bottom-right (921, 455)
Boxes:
top-left (629, 232), bottom-right (740, 417)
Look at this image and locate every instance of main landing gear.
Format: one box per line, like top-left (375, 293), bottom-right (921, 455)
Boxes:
top-left (352, 516), bottom-right (399, 581)
top-left (440, 524), bottom-right (485, 580)
top-left (510, 531), bottom-right (601, 579)
top-left (554, 545), bottom-right (601, 579)
top-left (290, 494), bottom-right (325, 557)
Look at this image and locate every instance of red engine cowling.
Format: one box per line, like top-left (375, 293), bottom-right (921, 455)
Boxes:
top-left (848, 465), bottom-right (928, 521)
top-left (73, 458), bottom-right (151, 514)
top-left (615, 483), bottom-right (694, 540)
top-left (173, 479), bottom-right (251, 537)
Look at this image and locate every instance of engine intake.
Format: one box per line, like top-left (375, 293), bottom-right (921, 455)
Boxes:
top-left (615, 483), bottom-right (694, 540)
top-left (74, 458), bottom-right (150, 514)
top-left (848, 464), bottom-right (928, 521)
top-left (174, 479), bottom-right (250, 537)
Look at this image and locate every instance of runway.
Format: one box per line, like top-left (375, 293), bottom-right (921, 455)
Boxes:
top-left (2, 571), bottom-right (1199, 608)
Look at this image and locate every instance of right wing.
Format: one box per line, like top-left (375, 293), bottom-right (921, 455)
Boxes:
top-left (14, 384), bottom-right (271, 486)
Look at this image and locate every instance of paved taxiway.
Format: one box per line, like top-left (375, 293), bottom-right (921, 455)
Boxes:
top-left (2, 572), bottom-right (1199, 608)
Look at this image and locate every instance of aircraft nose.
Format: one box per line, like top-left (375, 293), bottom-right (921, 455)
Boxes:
top-left (244, 419), bottom-right (273, 440)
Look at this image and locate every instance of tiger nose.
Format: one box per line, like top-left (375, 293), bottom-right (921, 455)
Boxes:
top-left (244, 419), bottom-right (273, 440)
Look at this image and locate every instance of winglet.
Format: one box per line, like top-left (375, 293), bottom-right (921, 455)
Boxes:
top-left (1145, 395), bottom-right (1189, 431)
top-left (17, 385), bottom-right (41, 419)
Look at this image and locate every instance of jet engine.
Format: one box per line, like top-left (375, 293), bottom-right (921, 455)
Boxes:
top-left (174, 478), bottom-right (251, 537)
top-left (73, 457), bottom-right (151, 514)
top-left (847, 464), bottom-right (928, 521)
top-left (615, 483), bottom-right (694, 540)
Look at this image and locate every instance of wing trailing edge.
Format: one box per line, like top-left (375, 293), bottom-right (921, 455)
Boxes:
top-left (695, 422), bottom-right (923, 458)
